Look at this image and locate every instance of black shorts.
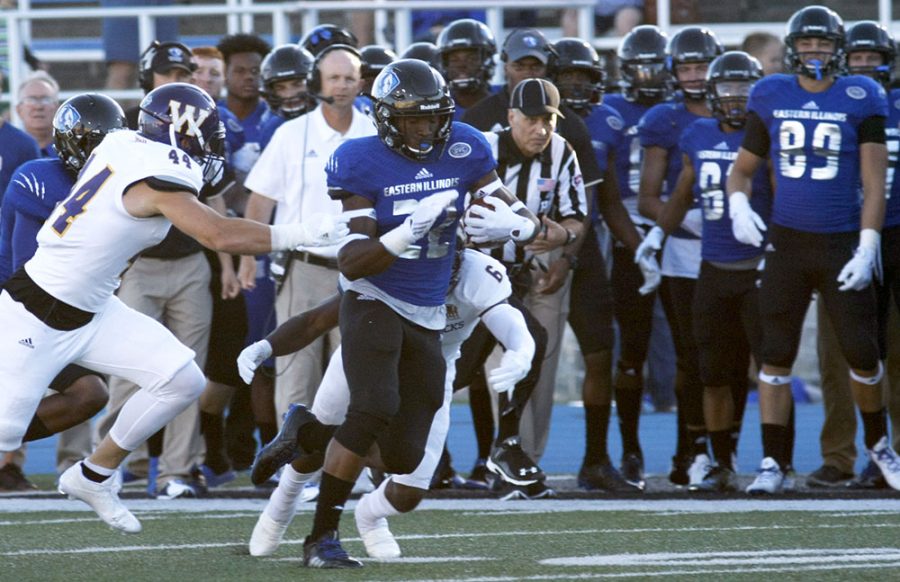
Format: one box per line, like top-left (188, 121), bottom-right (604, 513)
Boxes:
top-left (760, 225), bottom-right (878, 370)
top-left (877, 224), bottom-right (900, 358)
top-left (204, 251), bottom-right (249, 386)
top-left (337, 291), bottom-right (445, 473)
top-left (568, 232), bottom-right (614, 355)
top-left (49, 364), bottom-right (99, 392)
top-left (692, 261), bottom-right (760, 386)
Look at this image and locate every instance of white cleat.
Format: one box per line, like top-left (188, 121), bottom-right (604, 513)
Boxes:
top-left (355, 501), bottom-right (401, 559)
top-left (249, 512), bottom-right (290, 556)
top-left (687, 454), bottom-right (711, 487)
top-left (869, 436), bottom-right (900, 491)
top-left (745, 457), bottom-right (784, 495)
top-left (58, 462), bottom-right (141, 534)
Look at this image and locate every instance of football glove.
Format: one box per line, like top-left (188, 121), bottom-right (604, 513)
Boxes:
top-left (634, 226), bottom-right (664, 265)
top-left (237, 339), bottom-right (273, 384)
top-left (837, 229), bottom-right (880, 292)
top-left (464, 196), bottom-right (536, 244)
top-left (488, 349), bottom-right (531, 395)
top-left (380, 190), bottom-right (458, 255)
top-left (637, 254), bottom-right (662, 296)
top-left (270, 213), bottom-right (350, 250)
top-left (729, 191), bottom-right (767, 248)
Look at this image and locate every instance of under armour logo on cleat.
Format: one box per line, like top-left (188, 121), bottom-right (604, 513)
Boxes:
top-left (18, 338), bottom-right (35, 349)
top-left (415, 167), bottom-right (434, 180)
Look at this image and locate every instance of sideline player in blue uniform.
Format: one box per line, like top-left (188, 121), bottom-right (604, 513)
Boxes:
top-left (725, 6), bottom-right (900, 493)
top-left (637, 52), bottom-right (770, 492)
top-left (250, 59), bottom-right (539, 568)
top-left (0, 93), bottom-right (124, 455)
top-left (637, 26), bottom-right (723, 487)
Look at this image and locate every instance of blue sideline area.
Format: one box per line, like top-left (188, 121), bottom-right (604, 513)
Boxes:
top-left (22, 401), bottom-right (872, 477)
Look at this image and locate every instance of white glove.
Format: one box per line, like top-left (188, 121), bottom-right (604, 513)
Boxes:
top-left (464, 196), bottom-right (536, 244)
top-left (270, 213), bottom-right (350, 250)
top-left (634, 225), bottom-right (664, 266)
top-left (380, 190), bottom-right (458, 255)
top-left (729, 191), bottom-right (767, 247)
top-left (488, 349), bottom-right (532, 395)
top-left (837, 229), bottom-right (880, 292)
top-left (681, 207), bottom-right (703, 238)
top-left (637, 254), bottom-right (662, 295)
top-left (237, 339), bottom-right (272, 384)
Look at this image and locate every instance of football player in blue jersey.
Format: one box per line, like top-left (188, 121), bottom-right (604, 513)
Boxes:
top-left (548, 37), bottom-right (644, 492)
top-left (604, 25), bottom-right (679, 487)
top-left (249, 59), bottom-right (539, 568)
top-left (832, 20), bottom-right (900, 489)
top-left (435, 19), bottom-right (497, 121)
top-left (725, 5), bottom-right (900, 494)
top-left (637, 52), bottom-right (769, 492)
top-left (637, 26), bottom-right (723, 488)
top-left (257, 44), bottom-right (316, 149)
top-left (0, 94), bottom-right (125, 488)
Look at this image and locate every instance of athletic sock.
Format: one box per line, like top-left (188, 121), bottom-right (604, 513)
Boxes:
top-left (200, 411), bottom-right (230, 475)
top-left (761, 423), bottom-right (787, 468)
top-left (615, 366), bottom-right (643, 455)
top-left (469, 375), bottom-right (495, 459)
top-left (496, 402), bottom-right (519, 443)
top-left (81, 459), bottom-right (115, 483)
top-left (860, 408), bottom-right (888, 450)
top-left (710, 429), bottom-right (733, 469)
top-left (310, 472), bottom-right (354, 540)
top-left (584, 404), bottom-right (611, 464)
top-left (264, 465), bottom-right (314, 524)
top-left (687, 428), bottom-right (709, 457)
top-left (355, 478), bottom-right (401, 531)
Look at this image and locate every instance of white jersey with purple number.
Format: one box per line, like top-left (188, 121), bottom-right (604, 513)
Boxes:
top-left (25, 130), bottom-right (203, 312)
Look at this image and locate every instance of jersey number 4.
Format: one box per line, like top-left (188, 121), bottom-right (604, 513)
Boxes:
top-left (778, 121), bottom-right (841, 181)
top-left (51, 165), bottom-right (114, 237)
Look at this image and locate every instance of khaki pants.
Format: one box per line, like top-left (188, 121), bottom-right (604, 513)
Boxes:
top-left (519, 253), bottom-right (573, 462)
top-left (95, 253), bottom-right (210, 486)
top-left (57, 421), bottom-right (92, 474)
top-left (273, 259), bottom-right (340, 424)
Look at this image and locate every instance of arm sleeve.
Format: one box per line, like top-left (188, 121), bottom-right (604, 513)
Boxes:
top-left (741, 111), bottom-right (770, 158)
top-left (480, 302), bottom-right (535, 359)
top-left (858, 115), bottom-right (886, 145)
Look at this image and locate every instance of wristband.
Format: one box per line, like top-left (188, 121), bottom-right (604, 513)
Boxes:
top-left (379, 221), bottom-right (415, 256)
top-left (859, 228), bottom-right (880, 250)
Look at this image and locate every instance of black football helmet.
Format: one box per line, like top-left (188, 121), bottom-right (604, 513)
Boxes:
top-left (617, 25), bottom-right (670, 104)
top-left (549, 38), bottom-right (604, 112)
top-left (436, 19), bottom-right (497, 92)
top-left (138, 83), bottom-right (226, 186)
top-left (400, 42), bottom-right (441, 68)
top-left (260, 45), bottom-right (316, 119)
top-left (784, 5), bottom-right (844, 79)
top-left (360, 45), bottom-right (398, 81)
top-left (706, 51), bottom-right (762, 129)
top-left (844, 20), bottom-right (895, 86)
top-left (53, 93), bottom-right (127, 173)
top-left (300, 24), bottom-right (359, 56)
top-left (666, 27), bottom-right (724, 100)
top-left (372, 59), bottom-right (455, 160)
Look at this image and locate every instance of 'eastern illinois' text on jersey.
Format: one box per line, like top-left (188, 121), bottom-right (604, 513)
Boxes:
top-left (748, 73), bottom-right (888, 233)
top-left (327, 122), bottom-right (495, 308)
top-left (680, 117), bottom-right (772, 263)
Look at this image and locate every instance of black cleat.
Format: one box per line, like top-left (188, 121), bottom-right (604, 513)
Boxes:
top-left (429, 450), bottom-right (465, 490)
top-left (487, 436), bottom-right (545, 486)
top-left (688, 465), bottom-right (736, 493)
top-left (463, 458), bottom-right (492, 490)
top-left (250, 403), bottom-right (317, 486)
top-left (578, 461), bottom-right (641, 492)
top-left (669, 454), bottom-right (691, 486)
top-left (621, 452), bottom-right (646, 491)
top-left (303, 530), bottom-right (363, 568)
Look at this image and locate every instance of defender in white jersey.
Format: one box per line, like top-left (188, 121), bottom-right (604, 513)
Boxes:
top-left (238, 245), bottom-right (534, 559)
top-left (0, 83), bottom-right (348, 533)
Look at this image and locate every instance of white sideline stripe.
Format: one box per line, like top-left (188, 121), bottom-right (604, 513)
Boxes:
top-left (3, 497), bottom-right (900, 514)
top-left (0, 512), bottom-right (260, 527)
top-left (541, 547), bottom-right (900, 566)
top-left (272, 556), bottom-right (494, 564)
top-left (384, 561), bottom-right (900, 582)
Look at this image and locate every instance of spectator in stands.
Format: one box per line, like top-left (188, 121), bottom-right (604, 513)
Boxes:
top-left (102, 0), bottom-right (179, 90)
top-left (741, 31), bottom-right (784, 77)
top-left (562, 0), bottom-right (644, 38)
top-left (16, 71), bottom-right (59, 157)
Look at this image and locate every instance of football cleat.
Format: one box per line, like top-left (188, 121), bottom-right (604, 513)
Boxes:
top-left (249, 512), bottom-right (291, 557)
top-left (687, 453), bottom-right (711, 488)
top-left (303, 530), bottom-right (363, 568)
top-left (688, 465), bottom-right (736, 493)
top-left (58, 462), bottom-right (141, 533)
top-left (847, 459), bottom-right (888, 490)
top-left (869, 436), bottom-right (900, 491)
top-left (198, 464), bottom-right (236, 488)
top-left (487, 436), bottom-right (545, 486)
top-left (577, 461), bottom-right (641, 492)
top-left (621, 452), bottom-right (646, 491)
top-left (251, 403), bottom-right (317, 486)
top-left (0, 463), bottom-right (37, 492)
top-left (355, 495), bottom-right (401, 559)
top-left (462, 458), bottom-right (492, 490)
top-left (781, 465), bottom-right (797, 492)
top-left (157, 479), bottom-right (198, 500)
top-left (668, 454), bottom-right (691, 486)
top-left (745, 457), bottom-right (784, 495)
top-left (429, 452), bottom-right (465, 489)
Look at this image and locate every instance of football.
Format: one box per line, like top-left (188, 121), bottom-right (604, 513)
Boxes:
top-left (462, 196), bottom-right (508, 249)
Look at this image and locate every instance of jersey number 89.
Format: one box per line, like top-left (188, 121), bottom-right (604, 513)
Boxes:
top-left (778, 121), bottom-right (841, 181)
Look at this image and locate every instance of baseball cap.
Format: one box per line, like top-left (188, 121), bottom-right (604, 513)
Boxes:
top-left (509, 78), bottom-right (565, 118)
top-left (502, 28), bottom-right (551, 63)
top-left (151, 42), bottom-right (196, 74)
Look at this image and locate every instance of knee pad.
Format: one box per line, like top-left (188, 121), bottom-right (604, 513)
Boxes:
top-left (850, 361), bottom-right (884, 386)
top-left (334, 409), bottom-right (389, 458)
top-left (758, 370), bottom-right (791, 386)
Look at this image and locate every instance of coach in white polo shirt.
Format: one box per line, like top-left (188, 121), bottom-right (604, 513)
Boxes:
top-left (239, 44), bottom-right (375, 421)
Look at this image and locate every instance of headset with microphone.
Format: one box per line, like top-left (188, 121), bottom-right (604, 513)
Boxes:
top-left (307, 43), bottom-right (362, 104)
top-left (138, 40), bottom-right (196, 94)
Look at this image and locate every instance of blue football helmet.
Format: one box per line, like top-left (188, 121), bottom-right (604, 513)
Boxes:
top-left (138, 82), bottom-right (226, 187)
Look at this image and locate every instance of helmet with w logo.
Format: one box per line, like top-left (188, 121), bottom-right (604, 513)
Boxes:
top-left (138, 83), bottom-right (225, 185)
